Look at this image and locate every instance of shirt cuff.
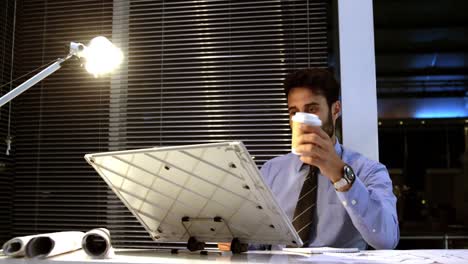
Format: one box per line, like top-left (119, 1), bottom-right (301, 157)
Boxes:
top-left (334, 176), bottom-right (370, 219)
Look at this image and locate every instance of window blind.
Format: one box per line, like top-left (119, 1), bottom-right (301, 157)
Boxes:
top-left (0, 0), bottom-right (16, 245)
top-left (12, 0), bottom-right (329, 248)
top-left (12, 0), bottom-right (113, 237)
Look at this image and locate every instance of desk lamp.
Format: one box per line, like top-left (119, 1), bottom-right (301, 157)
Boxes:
top-left (0, 36), bottom-right (123, 108)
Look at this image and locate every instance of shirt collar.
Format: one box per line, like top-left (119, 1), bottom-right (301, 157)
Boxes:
top-left (294, 138), bottom-right (343, 172)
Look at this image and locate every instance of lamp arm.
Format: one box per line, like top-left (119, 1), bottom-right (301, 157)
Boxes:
top-left (0, 54), bottom-right (74, 108)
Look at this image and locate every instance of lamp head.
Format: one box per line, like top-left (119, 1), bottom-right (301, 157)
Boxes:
top-left (69, 36), bottom-right (123, 77)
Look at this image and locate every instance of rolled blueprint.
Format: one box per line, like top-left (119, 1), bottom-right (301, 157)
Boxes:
top-left (2, 234), bottom-right (38, 257)
top-left (82, 228), bottom-right (114, 258)
top-left (24, 231), bottom-right (84, 258)
top-left (2, 231), bottom-right (84, 258)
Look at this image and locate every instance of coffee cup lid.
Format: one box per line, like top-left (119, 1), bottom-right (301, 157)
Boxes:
top-left (292, 112), bottom-right (322, 126)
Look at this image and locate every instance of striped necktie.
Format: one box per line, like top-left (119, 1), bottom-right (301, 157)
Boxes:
top-left (292, 166), bottom-right (318, 246)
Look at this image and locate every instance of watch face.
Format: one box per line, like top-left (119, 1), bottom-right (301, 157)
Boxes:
top-left (344, 165), bottom-right (355, 182)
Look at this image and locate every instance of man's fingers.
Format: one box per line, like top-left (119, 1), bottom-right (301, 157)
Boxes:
top-left (294, 144), bottom-right (326, 159)
top-left (295, 143), bottom-right (325, 157)
top-left (300, 124), bottom-right (329, 140)
top-left (297, 133), bottom-right (327, 147)
top-left (300, 155), bottom-right (323, 167)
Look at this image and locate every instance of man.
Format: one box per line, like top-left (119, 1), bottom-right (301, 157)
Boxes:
top-left (259, 68), bottom-right (399, 249)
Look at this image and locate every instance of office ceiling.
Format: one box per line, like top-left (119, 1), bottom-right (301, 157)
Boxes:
top-left (373, 0), bottom-right (468, 98)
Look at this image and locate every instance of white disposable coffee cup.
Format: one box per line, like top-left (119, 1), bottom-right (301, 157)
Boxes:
top-left (291, 112), bottom-right (322, 154)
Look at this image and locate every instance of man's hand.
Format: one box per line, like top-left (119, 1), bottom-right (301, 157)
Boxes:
top-left (294, 124), bottom-right (345, 183)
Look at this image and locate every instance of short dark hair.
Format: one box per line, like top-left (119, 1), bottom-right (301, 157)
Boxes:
top-left (284, 68), bottom-right (340, 107)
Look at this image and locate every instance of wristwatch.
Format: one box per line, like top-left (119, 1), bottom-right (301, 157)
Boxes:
top-left (333, 164), bottom-right (356, 191)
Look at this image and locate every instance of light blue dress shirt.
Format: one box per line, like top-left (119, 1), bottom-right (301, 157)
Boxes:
top-left (260, 140), bottom-right (399, 250)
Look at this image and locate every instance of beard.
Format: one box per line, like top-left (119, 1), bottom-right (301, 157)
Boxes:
top-left (321, 109), bottom-right (335, 138)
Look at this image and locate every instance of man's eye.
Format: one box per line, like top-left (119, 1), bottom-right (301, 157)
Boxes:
top-left (308, 107), bottom-right (318, 113)
top-left (289, 111), bottom-right (296, 116)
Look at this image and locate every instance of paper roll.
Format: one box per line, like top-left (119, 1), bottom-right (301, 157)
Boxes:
top-left (24, 231), bottom-right (84, 258)
top-left (2, 234), bottom-right (38, 257)
top-left (82, 228), bottom-right (114, 258)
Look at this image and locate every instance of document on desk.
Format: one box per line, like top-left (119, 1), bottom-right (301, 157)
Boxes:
top-left (324, 250), bottom-right (468, 264)
top-left (283, 247), bottom-right (359, 254)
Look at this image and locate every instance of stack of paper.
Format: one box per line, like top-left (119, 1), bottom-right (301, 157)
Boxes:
top-left (283, 247), bottom-right (359, 254)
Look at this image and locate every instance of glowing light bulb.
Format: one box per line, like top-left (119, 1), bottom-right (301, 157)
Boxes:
top-left (83, 36), bottom-right (123, 76)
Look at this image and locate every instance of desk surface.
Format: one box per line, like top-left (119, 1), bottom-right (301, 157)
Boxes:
top-left (1, 249), bottom-right (468, 264)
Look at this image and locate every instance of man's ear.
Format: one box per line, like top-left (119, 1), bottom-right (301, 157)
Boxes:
top-left (332, 101), bottom-right (341, 121)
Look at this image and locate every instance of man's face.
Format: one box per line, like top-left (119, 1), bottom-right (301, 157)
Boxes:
top-left (287, 87), bottom-right (340, 138)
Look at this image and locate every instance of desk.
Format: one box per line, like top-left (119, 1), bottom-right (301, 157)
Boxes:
top-left (1, 249), bottom-right (468, 264)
